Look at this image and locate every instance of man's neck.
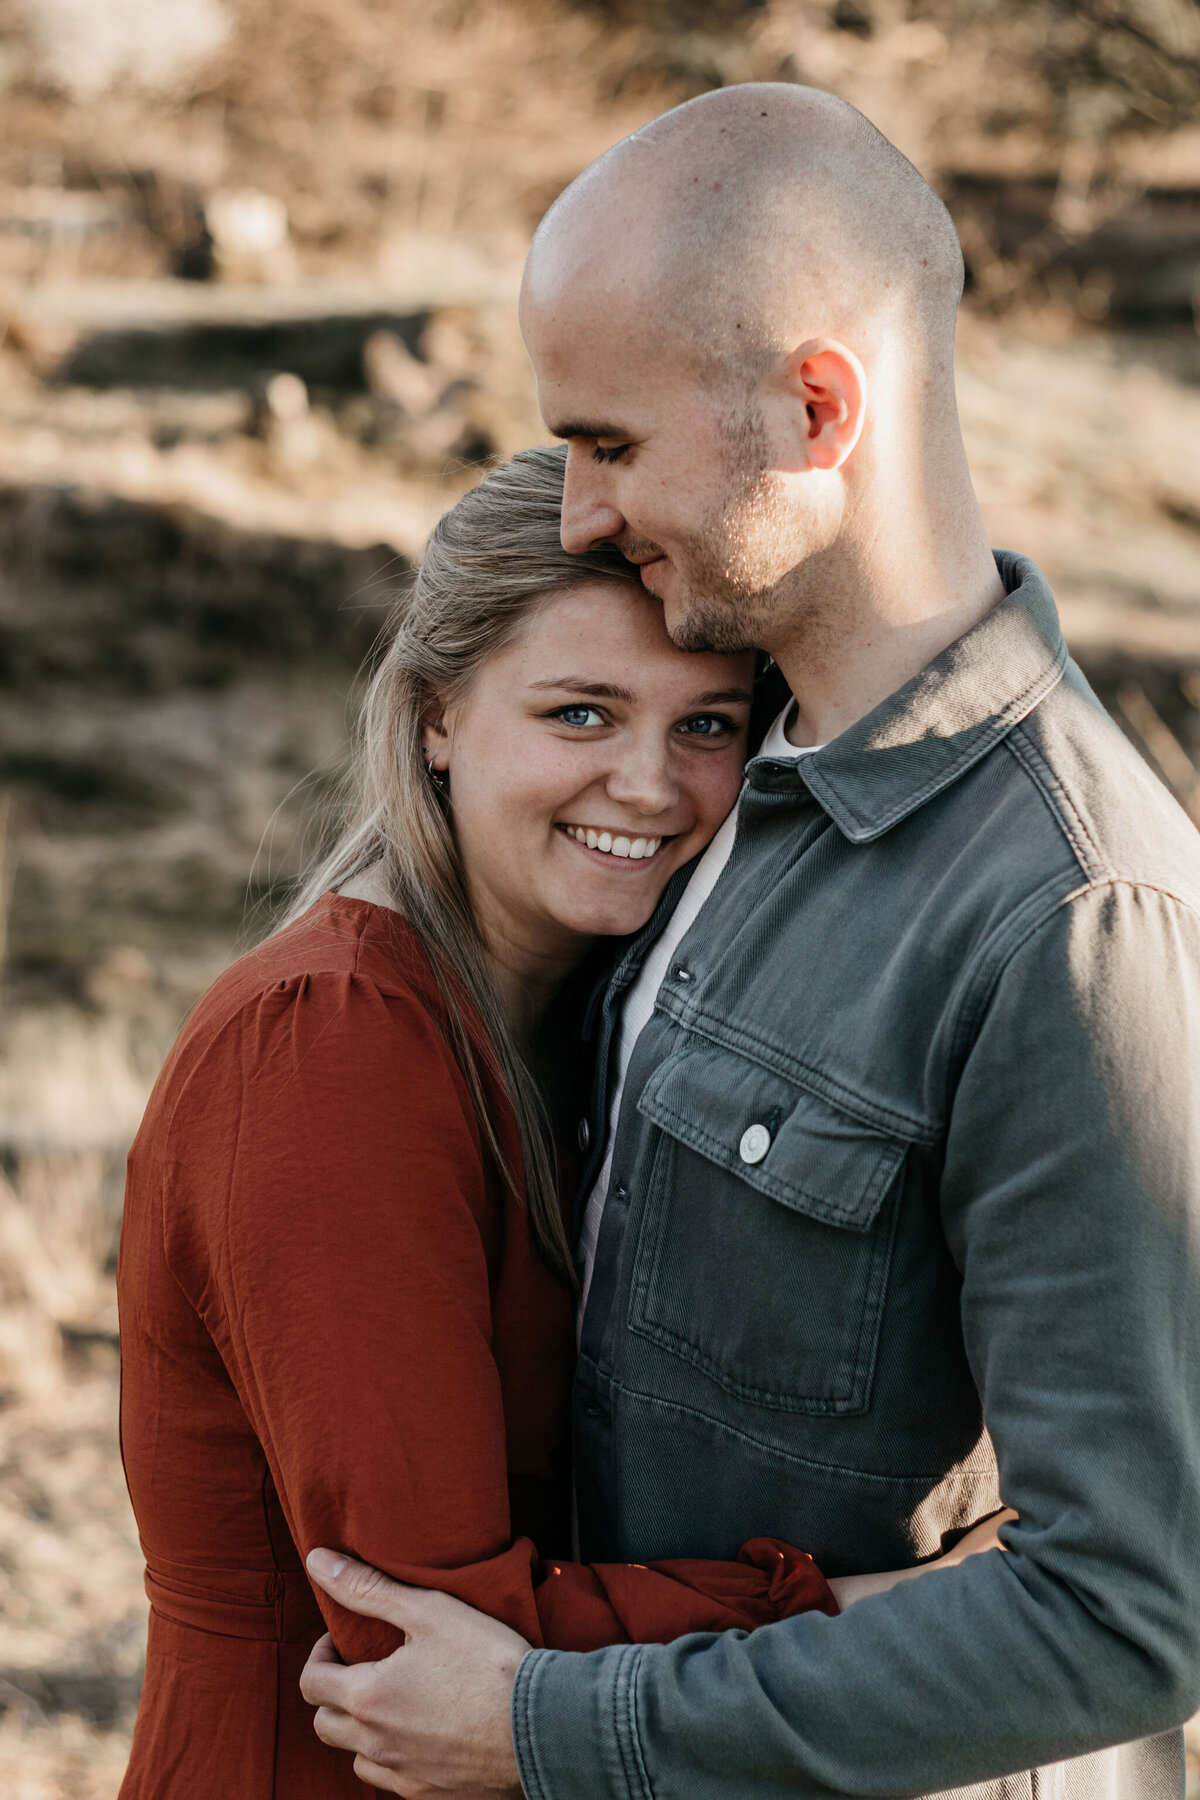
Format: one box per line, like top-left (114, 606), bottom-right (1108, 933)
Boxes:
top-left (772, 532), bottom-right (1006, 749)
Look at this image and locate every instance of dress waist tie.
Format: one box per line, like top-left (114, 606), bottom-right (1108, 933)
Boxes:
top-left (144, 1553), bottom-right (325, 1642)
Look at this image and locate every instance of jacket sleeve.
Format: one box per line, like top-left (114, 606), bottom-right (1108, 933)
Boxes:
top-left (162, 970), bottom-right (834, 1666)
top-left (511, 883), bottom-right (1200, 1800)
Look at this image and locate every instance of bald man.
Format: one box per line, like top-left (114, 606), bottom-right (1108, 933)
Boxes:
top-left (301, 86), bottom-right (1200, 1800)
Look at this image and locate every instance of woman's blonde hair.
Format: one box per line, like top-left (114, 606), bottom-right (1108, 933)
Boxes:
top-left (285, 445), bottom-right (637, 1286)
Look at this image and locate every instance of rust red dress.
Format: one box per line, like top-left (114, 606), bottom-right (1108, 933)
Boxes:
top-left (117, 894), bottom-right (834, 1799)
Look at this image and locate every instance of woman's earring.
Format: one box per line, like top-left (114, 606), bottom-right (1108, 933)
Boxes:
top-left (425, 753), bottom-right (448, 795)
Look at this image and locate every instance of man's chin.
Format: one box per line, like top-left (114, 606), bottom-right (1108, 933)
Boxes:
top-left (665, 596), bottom-right (756, 656)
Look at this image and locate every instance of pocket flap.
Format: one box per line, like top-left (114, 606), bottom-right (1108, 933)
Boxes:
top-left (637, 1038), bottom-right (906, 1232)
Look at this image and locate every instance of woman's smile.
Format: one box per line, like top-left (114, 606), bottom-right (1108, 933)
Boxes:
top-left (556, 822), bottom-right (668, 862)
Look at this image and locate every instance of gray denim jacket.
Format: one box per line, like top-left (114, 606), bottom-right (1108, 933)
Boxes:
top-left (513, 554), bottom-right (1200, 1800)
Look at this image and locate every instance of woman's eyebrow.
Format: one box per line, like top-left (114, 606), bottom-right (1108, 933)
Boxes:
top-left (690, 688), bottom-right (755, 706)
top-left (528, 677), bottom-right (638, 702)
top-left (529, 678), bottom-right (754, 707)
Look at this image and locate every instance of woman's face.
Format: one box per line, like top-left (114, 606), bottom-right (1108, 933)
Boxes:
top-left (426, 581), bottom-right (754, 987)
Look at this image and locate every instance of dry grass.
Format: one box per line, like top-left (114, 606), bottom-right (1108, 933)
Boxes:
top-left (0, 1711), bottom-right (135, 1800)
top-left (0, 1003), bottom-right (167, 1792)
top-left (0, 2), bottom-right (1198, 1793)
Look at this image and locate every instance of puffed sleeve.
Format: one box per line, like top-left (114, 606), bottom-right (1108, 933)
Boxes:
top-left (162, 970), bottom-right (834, 1664)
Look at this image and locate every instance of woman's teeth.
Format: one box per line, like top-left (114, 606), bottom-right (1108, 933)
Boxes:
top-left (563, 825), bottom-right (662, 860)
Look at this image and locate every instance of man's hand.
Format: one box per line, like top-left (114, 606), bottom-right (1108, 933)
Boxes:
top-left (300, 1548), bottom-right (531, 1799)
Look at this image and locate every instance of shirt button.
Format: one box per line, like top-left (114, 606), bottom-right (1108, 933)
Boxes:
top-left (739, 1122), bottom-right (772, 1165)
top-left (672, 966), bottom-right (693, 983)
top-left (577, 1118), bottom-right (591, 1152)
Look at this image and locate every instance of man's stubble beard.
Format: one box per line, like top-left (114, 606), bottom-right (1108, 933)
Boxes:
top-left (666, 408), bottom-right (813, 656)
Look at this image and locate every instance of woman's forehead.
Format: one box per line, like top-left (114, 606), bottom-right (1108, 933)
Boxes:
top-left (514, 581), bottom-right (754, 684)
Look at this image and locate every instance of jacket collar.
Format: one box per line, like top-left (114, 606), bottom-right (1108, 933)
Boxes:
top-left (746, 552), bottom-right (1067, 845)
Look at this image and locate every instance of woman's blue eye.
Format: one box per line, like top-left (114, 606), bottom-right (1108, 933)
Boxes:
top-left (680, 714), bottom-right (734, 738)
top-left (556, 705), bottom-right (604, 728)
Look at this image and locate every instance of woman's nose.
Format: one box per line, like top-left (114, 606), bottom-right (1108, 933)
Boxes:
top-left (561, 451), bottom-right (625, 554)
top-left (605, 740), bottom-right (677, 817)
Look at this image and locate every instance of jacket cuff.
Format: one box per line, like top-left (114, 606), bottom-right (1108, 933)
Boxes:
top-left (512, 1643), bottom-right (650, 1800)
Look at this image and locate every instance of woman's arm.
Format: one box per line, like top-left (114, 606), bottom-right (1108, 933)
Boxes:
top-left (165, 969), bottom-right (834, 1664)
top-left (532, 1537), bottom-right (835, 1651)
top-left (827, 1508), bottom-right (1017, 1610)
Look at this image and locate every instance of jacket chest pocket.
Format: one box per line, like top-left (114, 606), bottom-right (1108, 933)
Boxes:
top-left (630, 1037), bottom-right (908, 1416)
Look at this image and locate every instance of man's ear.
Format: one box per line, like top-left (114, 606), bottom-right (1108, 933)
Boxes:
top-left (781, 339), bottom-right (866, 472)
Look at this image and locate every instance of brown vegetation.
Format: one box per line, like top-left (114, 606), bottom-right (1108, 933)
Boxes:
top-left (0, 0), bottom-right (1197, 1790)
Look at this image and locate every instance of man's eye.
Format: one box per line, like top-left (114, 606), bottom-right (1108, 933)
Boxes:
top-left (592, 444), bottom-right (630, 465)
top-left (679, 713), bottom-right (736, 738)
top-left (553, 705), bottom-right (605, 728)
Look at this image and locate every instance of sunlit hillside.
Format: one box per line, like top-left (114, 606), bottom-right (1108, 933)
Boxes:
top-left (0, 0), bottom-right (1198, 1790)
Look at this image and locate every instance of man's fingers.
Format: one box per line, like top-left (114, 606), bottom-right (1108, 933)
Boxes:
top-left (299, 1636), bottom-right (358, 1712)
top-left (311, 1702), bottom-right (368, 1755)
top-left (305, 1631), bottom-right (340, 1668)
top-left (312, 1708), bottom-right (411, 1793)
top-left (353, 1752), bottom-right (407, 1794)
top-left (306, 1548), bottom-right (430, 1633)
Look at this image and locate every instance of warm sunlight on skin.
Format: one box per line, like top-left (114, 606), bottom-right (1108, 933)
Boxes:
top-left (421, 580), bottom-right (753, 1014)
top-left (523, 309), bottom-right (860, 658)
top-left (518, 85), bottom-right (1004, 744)
top-left (518, 302), bottom-right (745, 628)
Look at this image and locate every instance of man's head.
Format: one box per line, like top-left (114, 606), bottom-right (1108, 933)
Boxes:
top-left (519, 84), bottom-right (966, 657)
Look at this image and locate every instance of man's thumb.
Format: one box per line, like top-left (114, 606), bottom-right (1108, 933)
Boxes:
top-left (306, 1548), bottom-right (423, 1630)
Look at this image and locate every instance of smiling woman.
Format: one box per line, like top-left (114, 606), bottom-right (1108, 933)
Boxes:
top-left (419, 578), bottom-right (755, 1003)
top-left (114, 446), bottom-right (840, 1800)
top-left (294, 447), bottom-right (755, 1277)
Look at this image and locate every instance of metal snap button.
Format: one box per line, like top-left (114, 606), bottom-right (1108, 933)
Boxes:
top-left (577, 1118), bottom-right (591, 1151)
top-left (672, 965), bottom-right (693, 983)
top-left (739, 1122), bottom-right (772, 1165)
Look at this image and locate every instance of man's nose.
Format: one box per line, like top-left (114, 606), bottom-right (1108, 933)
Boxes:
top-left (561, 450), bottom-right (625, 554)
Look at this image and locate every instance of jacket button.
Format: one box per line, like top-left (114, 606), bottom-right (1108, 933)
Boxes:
top-left (672, 965), bottom-right (693, 983)
top-left (577, 1118), bottom-right (591, 1152)
top-left (739, 1122), bottom-right (772, 1165)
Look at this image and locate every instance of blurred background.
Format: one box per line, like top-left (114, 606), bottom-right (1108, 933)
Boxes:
top-left (0, 0), bottom-right (1197, 1793)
